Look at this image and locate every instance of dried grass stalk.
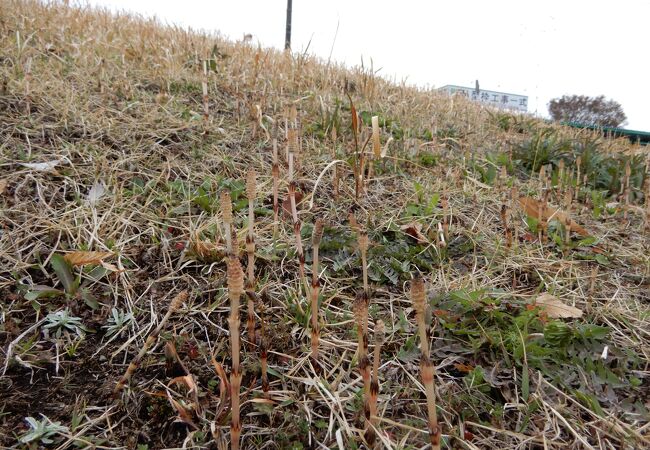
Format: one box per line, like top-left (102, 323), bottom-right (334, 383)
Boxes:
top-left (259, 291), bottom-right (270, 399)
top-left (500, 204), bottom-right (512, 249)
top-left (24, 57), bottom-right (32, 115)
top-left (114, 290), bottom-right (187, 394)
top-left (623, 161), bottom-right (631, 218)
top-left (202, 59), bottom-right (209, 123)
top-left (371, 115), bottom-right (381, 159)
top-left (310, 218), bottom-right (324, 367)
top-left (644, 178), bottom-right (650, 230)
top-left (272, 135), bottom-right (280, 242)
top-left (441, 195), bottom-right (449, 242)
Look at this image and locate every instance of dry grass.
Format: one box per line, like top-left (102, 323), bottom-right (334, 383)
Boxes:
top-left (1, 1), bottom-right (649, 448)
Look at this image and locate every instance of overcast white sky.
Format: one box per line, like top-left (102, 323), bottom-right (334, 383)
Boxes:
top-left (86, 0), bottom-right (649, 130)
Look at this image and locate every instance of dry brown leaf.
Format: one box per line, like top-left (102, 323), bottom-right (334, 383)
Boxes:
top-left (0, 179), bottom-right (7, 195)
top-left (64, 251), bottom-right (114, 266)
top-left (350, 98), bottom-right (358, 135)
top-left (401, 222), bottom-right (428, 244)
top-left (518, 196), bottom-right (590, 236)
top-left (166, 392), bottom-right (198, 429)
top-left (281, 191), bottom-right (304, 220)
top-left (189, 232), bottom-right (225, 262)
top-left (534, 293), bottom-right (583, 319)
top-left (169, 374), bottom-right (198, 394)
top-left (100, 260), bottom-right (123, 272)
top-left (211, 356), bottom-right (230, 420)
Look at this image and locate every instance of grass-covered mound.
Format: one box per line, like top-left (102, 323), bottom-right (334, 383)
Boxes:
top-left (1, 1), bottom-right (648, 448)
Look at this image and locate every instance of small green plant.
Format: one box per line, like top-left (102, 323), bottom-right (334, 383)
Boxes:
top-left (43, 309), bottom-right (87, 338)
top-left (514, 128), bottom-right (572, 173)
top-left (419, 152), bottom-right (437, 167)
top-left (22, 254), bottom-right (109, 310)
top-left (19, 415), bottom-right (69, 445)
top-left (103, 308), bottom-right (134, 337)
top-left (64, 336), bottom-right (84, 357)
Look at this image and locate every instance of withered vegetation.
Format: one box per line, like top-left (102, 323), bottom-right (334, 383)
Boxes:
top-left (0, 1), bottom-right (649, 448)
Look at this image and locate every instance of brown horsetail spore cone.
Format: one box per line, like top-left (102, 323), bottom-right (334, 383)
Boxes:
top-left (287, 123), bottom-right (301, 165)
top-left (410, 277), bottom-right (440, 449)
top-left (411, 277), bottom-right (429, 356)
top-left (114, 290), bottom-right (188, 394)
top-left (246, 169), bottom-right (257, 286)
top-left (358, 230), bottom-right (369, 295)
top-left (227, 257), bottom-right (244, 450)
top-left (365, 319), bottom-right (385, 445)
top-left (221, 191), bottom-right (233, 255)
top-left (310, 219), bottom-right (324, 367)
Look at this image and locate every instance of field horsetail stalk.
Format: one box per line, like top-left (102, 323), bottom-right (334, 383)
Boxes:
top-left (227, 256), bottom-right (245, 450)
top-left (358, 229), bottom-right (370, 295)
top-left (354, 291), bottom-right (371, 442)
top-left (114, 290), bottom-right (188, 394)
top-left (288, 153), bottom-right (306, 293)
top-left (245, 169), bottom-right (257, 352)
top-left (365, 319), bottom-right (385, 446)
top-left (246, 168), bottom-right (257, 286)
top-left (310, 218), bottom-right (324, 369)
top-left (411, 277), bottom-right (441, 450)
top-left (201, 58), bottom-right (209, 125)
top-left (272, 131), bottom-right (280, 245)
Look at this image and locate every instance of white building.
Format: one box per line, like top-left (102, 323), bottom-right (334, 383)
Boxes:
top-left (439, 84), bottom-right (528, 112)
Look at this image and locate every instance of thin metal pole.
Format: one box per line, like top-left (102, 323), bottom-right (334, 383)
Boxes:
top-left (285, 0), bottom-right (292, 50)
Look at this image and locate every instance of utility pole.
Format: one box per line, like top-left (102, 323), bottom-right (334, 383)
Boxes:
top-left (285, 0), bottom-right (292, 50)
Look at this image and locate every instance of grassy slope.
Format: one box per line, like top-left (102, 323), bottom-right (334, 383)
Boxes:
top-left (0, 1), bottom-right (648, 448)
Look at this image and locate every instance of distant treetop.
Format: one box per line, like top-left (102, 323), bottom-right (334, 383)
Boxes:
top-left (548, 95), bottom-right (627, 128)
